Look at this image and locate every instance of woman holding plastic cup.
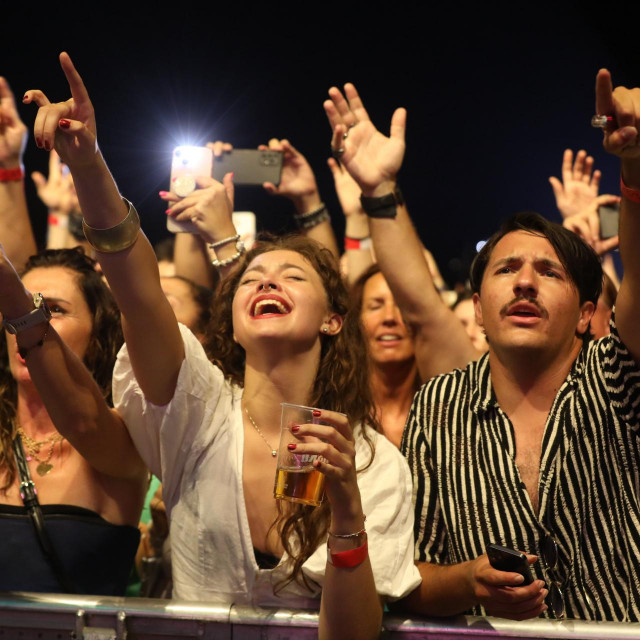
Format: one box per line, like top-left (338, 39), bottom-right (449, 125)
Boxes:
top-left (25, 53), bottom-right (420, 639)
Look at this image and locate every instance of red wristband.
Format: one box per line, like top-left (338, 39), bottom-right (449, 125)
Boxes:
top-left (0, 167), bottom-right (24, 182)
top-left (344, 236), bottom-right (372, 251)
top-left (620, 175), bottom-right (640, 204)
top-left (328, 541), bottom-right (368, 568)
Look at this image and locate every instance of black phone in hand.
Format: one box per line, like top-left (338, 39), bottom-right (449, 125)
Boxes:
top-left (486, 543), bottom-right (534, 585)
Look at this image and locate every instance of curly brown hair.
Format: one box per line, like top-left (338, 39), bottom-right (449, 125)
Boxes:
top-left (203, 234), bottom-right (379, 591)
top-left (0, 249), bottom-right (123, 493)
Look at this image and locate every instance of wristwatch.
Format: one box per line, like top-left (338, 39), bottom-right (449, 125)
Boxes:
top-left (4, 293), bottom-right (52, 334)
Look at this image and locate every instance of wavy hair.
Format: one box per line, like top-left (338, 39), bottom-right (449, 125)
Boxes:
top-left (203, 234), bottom-right (379, 590)
top-left (0, 248), bottom-right (123, 493)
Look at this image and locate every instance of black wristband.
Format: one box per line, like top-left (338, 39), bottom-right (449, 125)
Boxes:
top-left (360, 186), bottom-right (404, 219)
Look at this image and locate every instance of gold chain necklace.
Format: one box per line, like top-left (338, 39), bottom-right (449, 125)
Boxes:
top-left (16, 427), bottom-right (64, 476)
top-left (244, 407), bottom-right (277, 457)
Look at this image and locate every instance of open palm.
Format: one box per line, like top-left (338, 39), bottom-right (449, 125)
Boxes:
top-left (324, 83), bottom-right (406, 192)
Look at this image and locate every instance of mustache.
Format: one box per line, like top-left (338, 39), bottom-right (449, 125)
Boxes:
top-left (499, 296), bottom-right (548, 319)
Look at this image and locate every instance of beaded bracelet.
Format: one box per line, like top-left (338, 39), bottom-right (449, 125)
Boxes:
top-left (294, 204), bottom-right (330, 230)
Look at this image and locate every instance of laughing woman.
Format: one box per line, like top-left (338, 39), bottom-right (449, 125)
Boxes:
top-left (25, 54), bottom-right (420, 639)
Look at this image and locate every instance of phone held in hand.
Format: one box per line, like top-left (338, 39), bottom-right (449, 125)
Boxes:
top-left (213, 149), bottom-right (283, 186)
top-left (167, 146), bottom-right (214, 234)
top-left (486, 543), bottom-right (534, 585)
top-left (598, 202), bottom-right (620, 239)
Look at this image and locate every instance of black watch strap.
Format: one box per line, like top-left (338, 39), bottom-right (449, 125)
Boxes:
top-left (360, 186), bottom-right (404, 219)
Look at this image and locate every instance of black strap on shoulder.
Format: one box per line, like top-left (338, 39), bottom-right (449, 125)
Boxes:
top-left (12, 436), bottom-right (76, 593)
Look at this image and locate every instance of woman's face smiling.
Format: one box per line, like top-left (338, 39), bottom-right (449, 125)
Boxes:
top-left (232, 250), bottom-right (341, 351)
top-left (360, 272), bottom-right (414, 366)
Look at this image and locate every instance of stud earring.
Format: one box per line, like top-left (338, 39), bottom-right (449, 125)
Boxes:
top-left (322, 327), bottom-right (329, 333)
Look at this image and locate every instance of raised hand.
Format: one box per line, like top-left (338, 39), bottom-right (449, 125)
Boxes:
top-left (23, 52), bottom-right (97, 167)
top-left (162, 174), bottom-right (236, 244)
top-left (596, 69), bottom-right (640, 162)
top-left (31, 150), bottom-right (79, 214)
top-left (549, 149), bottom-right (601, 219)
top-left (324, 83), bottom-right (406, 195)
top-left (259, 138), bottom-right (320, 213)
top-left (0, 77), bottom-right (27, 168)
top-left (563, 194), bottom-right (620, 256)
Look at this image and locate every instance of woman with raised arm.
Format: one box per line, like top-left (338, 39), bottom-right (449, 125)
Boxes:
top-left (26, 54), bottom-right (419, 639)
top-left (0, 75), bottom-right (147, 595)
top-left (0, 247), bottom-right (146, 594)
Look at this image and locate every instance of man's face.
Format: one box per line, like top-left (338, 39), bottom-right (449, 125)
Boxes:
top-left (473, 231), bottom-right (594, 358)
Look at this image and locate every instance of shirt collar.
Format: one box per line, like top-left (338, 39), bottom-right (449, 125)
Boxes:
top-left (470, 341), bottom-right (589, 416)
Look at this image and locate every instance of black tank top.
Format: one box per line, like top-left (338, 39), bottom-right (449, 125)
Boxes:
top-left (0, 503), bottom-right (139, 595)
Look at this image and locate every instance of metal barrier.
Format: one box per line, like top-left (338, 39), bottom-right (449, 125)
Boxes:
top-left (1, 592), bottom-right (640, 639)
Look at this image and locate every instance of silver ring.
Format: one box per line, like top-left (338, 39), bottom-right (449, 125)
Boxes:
top-left (332, 147), bottom-right (345, 159)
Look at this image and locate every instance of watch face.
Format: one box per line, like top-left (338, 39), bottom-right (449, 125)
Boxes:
top-left (4, 294), bottom-right (51, 334)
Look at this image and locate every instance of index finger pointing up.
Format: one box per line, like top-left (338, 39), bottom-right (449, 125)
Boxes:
top-left (595, 69), bottom-right (615, 116)
top-left (59, 52), bottom-right (90, 105)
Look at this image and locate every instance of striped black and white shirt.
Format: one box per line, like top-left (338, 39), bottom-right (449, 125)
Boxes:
top-left (402, 315), bottom-right (640, 621)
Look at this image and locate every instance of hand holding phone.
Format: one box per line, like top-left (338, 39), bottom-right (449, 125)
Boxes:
top-left (486, 543), bottom-right (534, 585)
top-left (466, 545), bottom-right (546, 619)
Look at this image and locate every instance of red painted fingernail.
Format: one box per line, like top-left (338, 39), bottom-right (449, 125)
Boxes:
top-left (159, 191), bottom-right (168, 196)
top-left (22, 94), bottom-right (28, 102)
top-left (312, 410), bottom-right (321, 417)
top-left (230, 172), bottom-right (234, 179)
top-left (58, 119), bottom-right (70, 129)
top-left (35, 137), bottom-right (42, 148)
top-left (44, 141), bottom-right (50, 151)
top-left (165, 209), bottom-right (172, 215)
top-left (291, 425), bottom-right (299, 433)
top-left (287, 443), bottom-right (297, 450)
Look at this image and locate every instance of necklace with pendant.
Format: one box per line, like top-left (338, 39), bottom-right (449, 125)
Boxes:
top-left (17, 427), bottom-right (64, 476)
top-left (244, 407), bottom-right (278, 457)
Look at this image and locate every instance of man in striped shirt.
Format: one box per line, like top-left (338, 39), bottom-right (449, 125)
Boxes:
top-left (400, 71), bottom-right (640, 621)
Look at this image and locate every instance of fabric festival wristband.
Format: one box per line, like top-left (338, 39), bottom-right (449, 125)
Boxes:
top-left (328, 541), bottom-right (368, 568)
top-left (620, 175), bottom-right (640, 204)
top-left (344, 236), bottom-right (372, 251)
top-left (0, 167), bottom-right (24, 182)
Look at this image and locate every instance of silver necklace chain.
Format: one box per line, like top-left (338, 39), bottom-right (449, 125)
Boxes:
top-left (244, 407), bottom-right (277, 457)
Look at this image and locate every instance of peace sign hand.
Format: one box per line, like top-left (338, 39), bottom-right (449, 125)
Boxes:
top-left (324, 83), bottom-right (406, 196)
top-left (23, 52), bottom-right (97, 168)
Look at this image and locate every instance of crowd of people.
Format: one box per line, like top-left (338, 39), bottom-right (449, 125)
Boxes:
top-left (0, 53), bottom-right (638, 636)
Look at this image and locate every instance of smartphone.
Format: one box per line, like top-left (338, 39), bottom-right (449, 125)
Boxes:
top-left (167, 146), bottom-right (214, 234)
top-left (212, 149), bottom-right (283, 186)
top-left (486, 543), bottom-right (534, 585)
top-left (599, 202), bottom-right (620, 239)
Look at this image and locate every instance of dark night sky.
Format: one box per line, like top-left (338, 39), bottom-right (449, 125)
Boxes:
top-left (4, 2), bottom-right (640, 284)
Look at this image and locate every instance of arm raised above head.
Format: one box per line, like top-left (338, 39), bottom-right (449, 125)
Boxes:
top-left (596, 69), bottom-right (640, 363)
top-left (323, 84), bottom-right (481, 380)
top-left (0, 76), bottom-right (37, 270)
top-left (24, 53), bottom-right (183, 405)
top-left (0, 247), bottom-right (145, 480)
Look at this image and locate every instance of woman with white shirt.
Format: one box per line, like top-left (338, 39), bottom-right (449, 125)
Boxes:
top-left (25, 53), bottom-right (420, 639)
